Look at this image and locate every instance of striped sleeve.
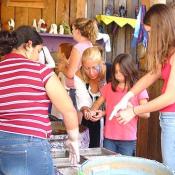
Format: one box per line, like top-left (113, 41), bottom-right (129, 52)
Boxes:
top-left (39, 64), bottom-right (54, 86)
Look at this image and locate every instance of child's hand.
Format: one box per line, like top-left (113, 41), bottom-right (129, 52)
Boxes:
top-left (90, 110), bottom-right (103, 122)
top-left (81, 107), bottom-right (91, 120)
top-left (84, 110), bottom-right (93, 120)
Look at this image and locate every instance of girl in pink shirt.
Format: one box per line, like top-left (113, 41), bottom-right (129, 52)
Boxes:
top-left (87, 53), bottom-right (150, 156)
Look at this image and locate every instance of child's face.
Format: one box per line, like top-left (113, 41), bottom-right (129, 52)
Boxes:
top-left (115, 63), bottom-right (125, 83)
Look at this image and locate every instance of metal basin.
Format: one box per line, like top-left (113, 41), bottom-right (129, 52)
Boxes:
top-left (79, 156), bottom-right (174, 175)
top-left (51, 148), bottom-right (117, 160)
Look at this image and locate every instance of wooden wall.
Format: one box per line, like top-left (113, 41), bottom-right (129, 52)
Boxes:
top-left (0, 0), bottom-right (86, 30)
top-left (0, 0), bottom-right (137, 62)
top-left (87, 0), bottom-right (139, 62)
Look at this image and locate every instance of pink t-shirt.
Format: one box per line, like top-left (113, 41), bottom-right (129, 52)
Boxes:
top-left (160, 60), bottom-right (175, 112)
top-left (66, 41), bottom-right (93, 88)
top-left (100, 83), bottom-right (149, 140)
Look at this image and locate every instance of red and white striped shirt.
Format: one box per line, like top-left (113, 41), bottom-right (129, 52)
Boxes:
top-left (0, 53), bottom-right (54, 139)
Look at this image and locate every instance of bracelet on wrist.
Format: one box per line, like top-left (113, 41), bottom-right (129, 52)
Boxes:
top-left (133, 107), bottom-right (137, 115)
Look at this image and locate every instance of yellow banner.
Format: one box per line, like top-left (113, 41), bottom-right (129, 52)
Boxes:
top-left (96, 15), bottom-right (136, 28)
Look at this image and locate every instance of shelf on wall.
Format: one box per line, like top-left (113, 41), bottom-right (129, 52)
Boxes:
top-left (96, 15), bottom-right (137, 28)
top-left (39, 33), bottom-right (76, 53)
top-left (39, 33), bottom-right (105, 53)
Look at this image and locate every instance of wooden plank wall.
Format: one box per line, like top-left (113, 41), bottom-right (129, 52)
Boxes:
top-left (87, 0), bottom-right (139, 63)
top-left (0, 0), bottom-right (86, 30)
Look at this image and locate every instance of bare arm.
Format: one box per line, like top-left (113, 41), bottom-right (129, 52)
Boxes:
top-left (134, 54), bottom-right (175, 115)
top-left (45, 73), bottom-right (78, 130)
top-left (62, 48), bottom-right (81, 79)
top-left (89, 96), bottom-right (106, 122)
top-left (137, 99), bottom-right (150, 118)
top-left (91, 96), bottom-right (105, 110)
top-left (130, 64), bottom-right (161, 96)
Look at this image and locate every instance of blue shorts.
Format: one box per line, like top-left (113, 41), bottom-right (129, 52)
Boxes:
top-left (160, 112), bottom-right (175, 172)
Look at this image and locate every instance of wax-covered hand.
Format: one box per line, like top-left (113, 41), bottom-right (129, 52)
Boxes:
top-left (117, 106), bottom-right (136, 125)
top-left (65, 128), bottom-right (80, 165)
top-left (109, 91), bottom-right (134, 120)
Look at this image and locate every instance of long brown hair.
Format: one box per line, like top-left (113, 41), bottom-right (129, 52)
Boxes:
top-left (111, 53), bottom-right (138, 92)
top-left (72, 18), bottom-right (98, 44)
top-left (144, 4), bottom-right (175, 72)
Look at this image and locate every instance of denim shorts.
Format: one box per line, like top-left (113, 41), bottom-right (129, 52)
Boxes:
top-left (159, 112), bottom-right (175, 172)
top-left (103, 138), bottom-right (136, 156)
top-left (0, 131), bottom-right (55, 175)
